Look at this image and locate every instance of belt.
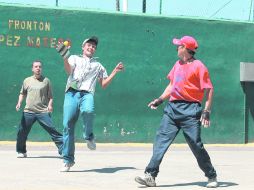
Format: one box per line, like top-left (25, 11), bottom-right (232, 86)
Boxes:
top-left (68, 87), bottom-right (89, 93)
top-left (170, 100), bottom-right (201, 106)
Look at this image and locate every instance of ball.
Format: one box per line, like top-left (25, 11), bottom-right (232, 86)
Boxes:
top-left (63, 41), bottom-right (69, 46)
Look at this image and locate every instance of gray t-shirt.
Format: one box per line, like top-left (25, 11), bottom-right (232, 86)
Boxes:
top-left (20, 76), bottom-right (52, 113)
top-left (65, 55), bottom-right (108, 94)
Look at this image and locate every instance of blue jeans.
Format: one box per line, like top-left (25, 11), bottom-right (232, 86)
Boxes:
top-left (62, 90), bottom-right (94, 164)
top-left (145, 101), bottom-right (217, 179)
top-left (16, 112), bottom-right (63, 154)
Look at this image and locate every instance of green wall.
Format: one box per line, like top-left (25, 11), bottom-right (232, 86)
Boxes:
top-left (0, 4), bottom-right (253, 143)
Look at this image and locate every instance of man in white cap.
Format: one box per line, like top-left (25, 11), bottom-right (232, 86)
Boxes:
top-left (135, 36), bottom-right (218, 188)
top-left (57, 36), bottom-right (124, 172)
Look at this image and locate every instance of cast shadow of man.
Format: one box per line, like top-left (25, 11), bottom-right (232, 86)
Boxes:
top-left (25, 156), bottom-right (62, 159)
top-left (150, 181), bottom-right (238, 188)
top-left (70, 166), bottom-right (137, 173)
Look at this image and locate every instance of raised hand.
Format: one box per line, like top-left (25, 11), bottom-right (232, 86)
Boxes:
top-left (56, 41), bottom-right (71, 59)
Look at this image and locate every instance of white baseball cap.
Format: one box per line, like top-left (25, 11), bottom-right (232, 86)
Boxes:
top-left (82, 36), bottom-right (99, 47)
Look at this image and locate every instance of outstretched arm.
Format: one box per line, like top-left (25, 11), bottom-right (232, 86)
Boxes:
top-left (16, 94), bottom-right (25, 111)
top-left (159, 82), bottom-right (172, 101)
top-left (148, 82), bottom-right (172, 109)
top-left (200, 88), bottom-right (213, 128)
top-left (204, 88), bottom-right (213, 111)
top-left (56, 42), bottom-right (72, 75)
top-left (47, 98), bottom-right (53, 112)
top-left (99, 62), bottom-right (124, 89)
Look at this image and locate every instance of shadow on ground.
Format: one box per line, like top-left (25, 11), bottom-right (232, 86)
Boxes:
top-left (25, 156), bottom-right (62, 159)
top-left (70, 166), bottom-right (137, 173)
top-left (137, 181), bottom-right (238, 188)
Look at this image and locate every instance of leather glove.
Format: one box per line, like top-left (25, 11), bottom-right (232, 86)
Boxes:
top-left (56, 42), bottom-right (70, 59)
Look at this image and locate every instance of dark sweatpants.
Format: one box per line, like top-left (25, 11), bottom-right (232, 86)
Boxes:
top-left (145, 101), bottom-right (217, 179)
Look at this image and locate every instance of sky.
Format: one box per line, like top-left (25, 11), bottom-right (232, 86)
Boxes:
top-left (1, 0), bottom-right (254, 22)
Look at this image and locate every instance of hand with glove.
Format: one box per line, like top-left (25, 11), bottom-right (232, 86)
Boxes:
top-left (200, 110), bottom-right (211, 128)
top-left (56, 41), bottom-right (71, 59)
top-left (148, 98), bottom-right (163, 109)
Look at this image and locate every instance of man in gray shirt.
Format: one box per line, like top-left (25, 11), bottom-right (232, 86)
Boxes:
top-left (57, 36), bottom-right (124, 172)
top-left (16, 60), bottom-right (63, 158)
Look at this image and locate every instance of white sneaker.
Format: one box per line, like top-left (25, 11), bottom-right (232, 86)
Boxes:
top-left (206, 177), bottom-right (218, 188)
top-left (60, 162), bottom-right (74, 172)
top-left (17, 153), bottom-right (27, 158)
top-left (135, 172), bottom-right (156, 187)
top-left (86, 139), bottom-right (96, 150)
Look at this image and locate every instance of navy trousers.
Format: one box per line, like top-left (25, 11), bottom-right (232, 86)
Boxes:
top-left (145, 101), bottom-right (217, 179)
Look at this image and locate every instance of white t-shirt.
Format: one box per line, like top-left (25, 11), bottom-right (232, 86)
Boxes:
top-left (65, 55), bottom-right (108, 94)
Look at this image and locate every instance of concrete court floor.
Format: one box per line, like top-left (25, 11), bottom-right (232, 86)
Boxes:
top-left (0, 141), bottom-right (254, 190)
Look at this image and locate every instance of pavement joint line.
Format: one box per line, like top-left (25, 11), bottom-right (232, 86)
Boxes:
top-left (1, 141), bottom-right (254, 147)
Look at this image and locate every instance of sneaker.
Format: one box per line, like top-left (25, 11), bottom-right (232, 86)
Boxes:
top-left (135, 172), bottom-right (156, 187)
top-left (60, 162), bottom-right (74, 172)
top-left (17, 152), bottom-right (27, 158)
top-left (86, 139), bottom-right (96, 150)
top-left (206, 177), bottom-right (218, 188)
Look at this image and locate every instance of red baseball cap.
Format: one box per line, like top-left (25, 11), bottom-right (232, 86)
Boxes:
top-left (172, 36), bottom-right (198, 52)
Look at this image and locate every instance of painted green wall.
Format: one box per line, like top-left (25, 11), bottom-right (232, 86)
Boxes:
top-left (0, 4), bottom-right (253, 143)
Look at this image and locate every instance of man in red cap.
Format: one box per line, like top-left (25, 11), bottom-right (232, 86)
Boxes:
top-left (135, 36), bottom-right (218, 188)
